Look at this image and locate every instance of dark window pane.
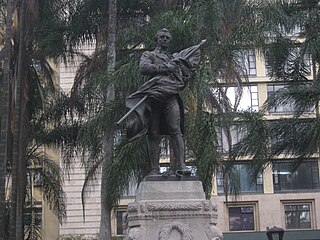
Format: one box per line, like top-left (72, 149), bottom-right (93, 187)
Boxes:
top-left (33, 170), bottom-right (42, 186)
top-left (24, 207), bottom-right (42, 226)
top-left (117, 211), bottom-right (126, 235)
top-left (229, 206), bottom-right (255, 231)
top-left (273, 160), bottom-right (320, 191)
top-left (217, 162), bottom-right (263, 194)
top-left (284, 204), bottom-right (311, 229)
top-left (267, 84), bottom-right (294, 113)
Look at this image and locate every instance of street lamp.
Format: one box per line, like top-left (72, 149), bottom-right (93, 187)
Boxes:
top-left (266, 226), bottom-right (285, 240)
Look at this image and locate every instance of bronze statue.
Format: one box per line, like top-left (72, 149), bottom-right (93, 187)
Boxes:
top-left (119, 28), bottom-right (204, 176)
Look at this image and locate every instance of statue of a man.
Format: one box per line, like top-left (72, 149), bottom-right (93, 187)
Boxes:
top-left (125, 28), bottom-right (202, 176)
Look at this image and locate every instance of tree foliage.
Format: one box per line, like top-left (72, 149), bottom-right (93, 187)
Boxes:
top-left (0, 0), bottom-right (78, 238)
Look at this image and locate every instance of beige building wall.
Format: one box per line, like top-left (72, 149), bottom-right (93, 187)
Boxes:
top-left (58, 41), bottom-right (105, 238)
top-left (60, 161), bottom-right (102, 236)
top-left (42, 147), bottom-right (60, 240)
top-left (214, 186), bottom-right (320, 232)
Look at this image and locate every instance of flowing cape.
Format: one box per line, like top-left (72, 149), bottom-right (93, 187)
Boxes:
top-left (126, 44), bottom-right (201, 141)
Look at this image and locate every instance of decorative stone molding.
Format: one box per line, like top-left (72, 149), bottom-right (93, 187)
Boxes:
top-left (140, 204), bottom-right (145, 213)
top-left (147, 202), bottom-right (202, 212)
top-left (128, 204), bottom-right (138, 213)
top-left (159, 222), bottom-right (193, 240)
top-left (127, 200), bottom-right (219, 223)
top-left (204, 201), bottom-right (218, 211)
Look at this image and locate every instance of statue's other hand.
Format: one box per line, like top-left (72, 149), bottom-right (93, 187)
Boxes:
top-left (165, 62), bottom-right (177, 73)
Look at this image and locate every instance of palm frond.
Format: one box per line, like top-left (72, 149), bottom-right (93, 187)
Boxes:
top-left (221, 160), bottom-right (241, 198)
top-left (81, 156), bottom-right (103, 221)
top-left (113, 58), bottom-right (144, 98)
top-left (104, 137), bottom-right (149, 209)
top-left (230, 111), bottom-right (270, 178)
top-left (269, 118), bottom-right (320, 158)
top-left (29, 152), bottom-right (66, 223)
top-left (24, 217), bottom-right (42, 240)
top-left (186, 110), bottom-right (221, 197)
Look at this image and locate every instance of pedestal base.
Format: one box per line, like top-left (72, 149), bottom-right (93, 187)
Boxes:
top-left (124, 178), bottom-right (223, 240)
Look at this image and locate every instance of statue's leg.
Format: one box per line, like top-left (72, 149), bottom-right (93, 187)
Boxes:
top-left (170, 134), bottom-right (186, 170)
top-left (148, 135), bottom-right (161, 175)
top-left (148, 101), bottom-right (161, 175)
top-left (165, 97), bottom-right (186, 171)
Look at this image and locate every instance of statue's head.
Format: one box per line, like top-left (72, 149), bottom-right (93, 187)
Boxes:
top-left (154, 28), bottom-right (172, 49)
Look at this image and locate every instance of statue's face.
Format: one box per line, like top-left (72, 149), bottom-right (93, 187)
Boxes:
top-left (156, 32), bottom-right (171, 49)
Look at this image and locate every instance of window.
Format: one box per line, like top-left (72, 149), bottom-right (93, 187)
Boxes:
top-left (213, 85), bottom-right (259, 112)
top-left (217, 124), bottom-right (246, 153)
top-left (265, 47), bottom-right (311, 77)
top-left (26, 169), bottom-right (42, 187)
top-left (270, 128), bottom-right (297, 154)
top-left (116, 210), bottom-right (127, 235)
top-left (273, 160), bottom-right (320, 191)
top-left (24, 204), bottom-right (42, 226)
top-left (228, 206), bottom-right (255, 231)
top-left (267, 84), bottom-right (314, 114)
top-left (246, 50), bottom-right (257, 76)
top-left (283, 203), bottom-right (312, 229)
top-left (264, 24), bottom-right (302, 39)
top-left (267, 84), bottom-right (294, 113)
top-left (235, 49), bottom-right (257, 76)
top-left (267, 84), bottom-right (315, 113)
top-left (217, 162), bottom-right (263, 193)
top-left (33, 169), bottom-right (42, 187)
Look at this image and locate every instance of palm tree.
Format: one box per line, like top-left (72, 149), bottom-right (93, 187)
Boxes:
top-left (266, 1), bottom-right (320, 157)
top-left (176, 0), bottom-right (272, 196)
top-left (9, 1), bottom-right (28, 238)
top-left (0, 0), bottom-right (75, 238)
top-left (0, 0), bottom-right (15, 238)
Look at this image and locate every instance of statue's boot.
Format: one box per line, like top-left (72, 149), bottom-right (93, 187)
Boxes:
top-left (171, 135), bottom-right (191, 176)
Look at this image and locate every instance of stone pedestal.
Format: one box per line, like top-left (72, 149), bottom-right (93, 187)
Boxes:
top-left (124, 177), bottom-right (223, 240)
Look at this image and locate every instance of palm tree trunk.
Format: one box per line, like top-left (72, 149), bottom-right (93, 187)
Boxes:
top-left (100, 127), bottom-right (114, 240)
top-left (312, 58), bottom-right (320, 117)
top-left (0, 1), bottom-right (14, 238)
top-left (99, 0), bottom-right (116, 239)
top-left (9, 0), bottom-right (27, 239)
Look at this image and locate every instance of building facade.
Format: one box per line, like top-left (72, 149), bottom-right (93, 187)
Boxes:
top-left (210, 50), bottom-right (320, 239)
top-left (57, 44), bottom-right (320, 240)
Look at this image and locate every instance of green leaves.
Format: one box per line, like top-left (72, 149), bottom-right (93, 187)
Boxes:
top-left (264, 81), bottom-right (319, 117)
top-left (269, 118), bottom-right (320, 158)
top-left (28, 152), bottom-right (66, 223)
top-left (104, 138), bottom-right (149, 209)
